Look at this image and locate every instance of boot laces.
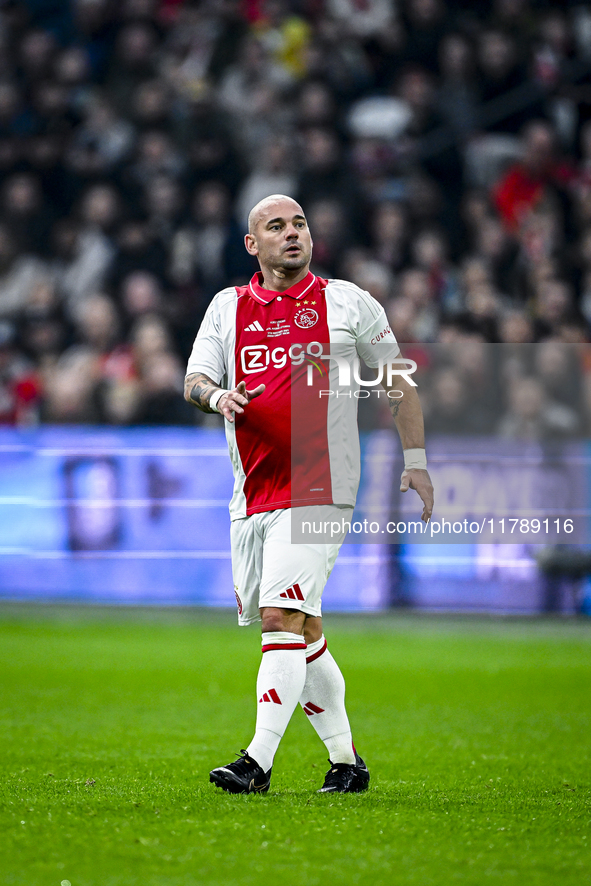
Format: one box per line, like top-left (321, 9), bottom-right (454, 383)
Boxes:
top-left (225, 750), bottom-right (256, 776)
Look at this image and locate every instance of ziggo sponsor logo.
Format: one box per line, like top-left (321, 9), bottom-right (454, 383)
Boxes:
top-left (240, 342), bottom-right (312, 373)
top-left (240, 342), bottom-right (417, 388)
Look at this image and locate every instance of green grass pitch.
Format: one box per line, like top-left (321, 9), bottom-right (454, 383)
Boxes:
top-left (1, 604), bottom-right (590, 886)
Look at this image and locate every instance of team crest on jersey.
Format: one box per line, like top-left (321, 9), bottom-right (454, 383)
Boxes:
top-left (294, 307), bottom-right (319, 329)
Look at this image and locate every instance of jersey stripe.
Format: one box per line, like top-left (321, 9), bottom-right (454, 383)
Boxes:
top-left (234, 276), bottom-right (333, 516)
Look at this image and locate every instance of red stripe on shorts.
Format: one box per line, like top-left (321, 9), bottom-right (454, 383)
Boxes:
top-left (292, 583), bottom-right (304, 601)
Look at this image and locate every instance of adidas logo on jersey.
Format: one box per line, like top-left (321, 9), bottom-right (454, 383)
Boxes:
top-left (279, 583), bottom-right (304, 601)
top-left (244, 320), bottom-right (264, 332)
top-left (259, 688), bottom-right (282, 704)
top-left (302, 701), bottom-right (325, 716)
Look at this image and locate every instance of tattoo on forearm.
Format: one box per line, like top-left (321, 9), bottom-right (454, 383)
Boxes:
top-left (184, 372), bottom-right (221, 413)
top-left (389, 398), bottom-right (401, 419)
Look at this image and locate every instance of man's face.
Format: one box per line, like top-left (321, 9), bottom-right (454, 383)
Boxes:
top-left (245, 198), bottom-right (312, 274)
top-left (524, 125), bottom-right (554, 173)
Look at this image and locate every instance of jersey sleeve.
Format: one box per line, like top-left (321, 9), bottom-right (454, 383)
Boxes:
top-left (185, 297), bottom-right (226, 384)
top-left (354, 289), bottom-right (400, 368)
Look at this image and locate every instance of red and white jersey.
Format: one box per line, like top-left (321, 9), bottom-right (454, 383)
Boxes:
top-left (186, 271), bottom-right (399, 519)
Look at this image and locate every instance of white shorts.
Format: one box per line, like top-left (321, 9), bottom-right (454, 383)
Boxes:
top-left (230, 506), bottom-right (352, 626)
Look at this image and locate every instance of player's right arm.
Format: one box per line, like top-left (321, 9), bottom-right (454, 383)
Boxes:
top-left (184, 373), bottom-right (265, 423)
top-left (185, 290), bottom-right (262, 423)
top-left (184, 372), bottom-right (221, 413)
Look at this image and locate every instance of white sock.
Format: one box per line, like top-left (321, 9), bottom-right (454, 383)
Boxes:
top-left (246, 631), bottom-right (307, 772)
top-left (300, 635), bottom-right (356, 765)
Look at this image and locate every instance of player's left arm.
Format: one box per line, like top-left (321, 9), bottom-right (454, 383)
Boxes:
top-left (382, 375), bottom-right (434, 523)
top-left (351, 284), bottom-right (433, 520)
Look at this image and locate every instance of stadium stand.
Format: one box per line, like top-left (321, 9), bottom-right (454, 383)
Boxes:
top-left (1, 0), bottom-right (591, 433)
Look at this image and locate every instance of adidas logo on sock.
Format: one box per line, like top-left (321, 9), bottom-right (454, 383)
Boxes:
top-left (279, 583), bottom-right (304, 601)
top-left (303, 701), bottom-right (325, 716)
top-left (259, 688), bottom-right (282, 704)
top-left (245, 320), bottom-right (264, 332)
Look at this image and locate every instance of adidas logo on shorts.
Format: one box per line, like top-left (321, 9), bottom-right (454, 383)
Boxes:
top-left (280, 583), bottom-right (304, 601)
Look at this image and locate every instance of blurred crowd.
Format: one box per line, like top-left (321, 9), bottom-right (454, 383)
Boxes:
top-left (2, 0), bottom-right (591, 433)
top-left (361, 340), bottom-right (590, 439)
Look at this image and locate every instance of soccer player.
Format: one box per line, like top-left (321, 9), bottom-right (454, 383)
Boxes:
top-left (184, 194), bottom-right (433, 794)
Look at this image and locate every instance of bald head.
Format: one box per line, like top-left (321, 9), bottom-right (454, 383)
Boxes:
top-left (248, 194), bottom-right (304, 235)
top-left (244, 194), bottom-right (312, 286)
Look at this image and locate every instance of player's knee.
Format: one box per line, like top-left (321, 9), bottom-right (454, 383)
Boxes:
top-left (304, 616), bottom-right (323, 645)
top-left (260, 611), bottom-right (284, 633)
top-left (260, 606), bottom-right (305, 634)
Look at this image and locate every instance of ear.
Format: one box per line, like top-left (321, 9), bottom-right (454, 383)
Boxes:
top-left (244, 233), bottom-right (258, 256)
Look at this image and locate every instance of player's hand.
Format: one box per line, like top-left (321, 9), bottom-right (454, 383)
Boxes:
top-left (400, 468), bottom-right (434, 523)
top-left (218, 381), bottom-right (266, 423)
